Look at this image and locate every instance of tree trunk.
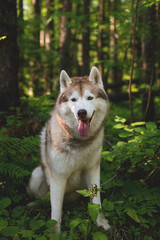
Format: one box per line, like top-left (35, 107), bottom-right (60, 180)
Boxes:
top-left (45, 0), bottom-right (54, 93)
top-left (18, 0), bottom-right (25, 96)
top-left (110, 0), bottom-right (122, 98)
top-left (103, 0), bottom-right (111, 90)
top-left (97, 0), bottom-right (104, 79)
top-left (31, 0), bottom-right (42, 96)
top-left (141, 5), bottom-right (157, 121)
top-left (0, 0), bottom-right (19, 111)
top-left (59, 0), bottom-right (72, 75)
top-left (82, 0), bottom-right (90, 76)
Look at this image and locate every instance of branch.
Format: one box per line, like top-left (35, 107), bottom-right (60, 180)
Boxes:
top-left (103, 138), bottom-right (114, 148)
top-left (145, 66), bottom-right (154, 115)
top-left (101, 174), bottom-right (117, 187)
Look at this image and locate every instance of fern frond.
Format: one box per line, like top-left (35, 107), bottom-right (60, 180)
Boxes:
top-left (0, 136), bottom-right (39, 155)
top-left (0, 135), bottom-right (40, 181)
top-left (0, 162), bottom-right (30, 180)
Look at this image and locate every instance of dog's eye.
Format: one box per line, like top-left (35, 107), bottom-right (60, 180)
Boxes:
top-left (71, 98), bottom-right (77, 102)
top-left (87, 96), bottom-right (93, 101)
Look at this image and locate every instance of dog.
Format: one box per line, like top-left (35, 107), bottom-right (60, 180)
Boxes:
top-left (27, 67), bottom-right (110, 232)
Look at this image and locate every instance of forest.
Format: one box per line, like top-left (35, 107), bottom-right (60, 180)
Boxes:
top-left (0, 0), bottom-right (160, 239)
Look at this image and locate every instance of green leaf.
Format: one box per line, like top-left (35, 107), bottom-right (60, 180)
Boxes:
top-left (0, 209), bottom-right (9, 217)
top-left (131, 122), bottom-right (146, 126)
top-left (101, 151), bottom-right (109, 158)
top-left (134, 127), bottom-right (145, 133)
top-left (115, 116), bottom-right (126, 123)
top-left (88, 203), bottom-right (100, 223)
top-left (12, 206), bottom-right (24, 218)
top-left (102, 199), bottom-right (114, 211)
top-left (92, 231), bottom-right (108, 240)
top-left (113, 123), bottom-right (124, 129)
top-left (12, 194), bottom-right (24, 203)
top-left (146, 122), bottom-right (157, 131)
top-left (0, 219), bottom-right (8, 230)
top-left (145, 149), bottom-right (155, 157)
top-left (76, 189), bottom-right (91, 198)
top-left (36, 237), bottom-right (47, 240)
top-left (21, 230), bottom-right (34, 237)
top-left (45, 219), bottom-right (57, 228)
top-left (126, 208), bottom-right (140, 223)
top-left (13, 236), bottom-right (20, 240)
top-left (70, 218), bottom-right (83, 230)
top-left (117, 141), bottom-right (126, 147)
top-left (119, 132), bottom-right (131, 138)
top-left (78, 221), bottom-right (89, 240)
top-left (1, 226), bottom-right (19, 237)
top-left (30, 219), bottom-right (45, 230)
top-left (102, 151), bottom-right (114, 162)
top-left (0, 198), bottom-right (12, 209)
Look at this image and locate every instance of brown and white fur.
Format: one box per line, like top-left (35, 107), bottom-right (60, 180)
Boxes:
top-left (27, 67), bottom-right (110, 232)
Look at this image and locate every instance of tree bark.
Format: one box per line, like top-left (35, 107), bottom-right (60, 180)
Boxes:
top-left (141, 4), bottom-right (157, 121)
top-left (110, 0), bottom-right (122, 98)
top-left (103, 0), bottom-right (111, 90)
top-left (97, 0), bottom-right (104, 79)
top-left (31, 0), bottom-right (42, 96)
top-left (45, 0), bottom-right (54, 92)
top-left (18, 0), bottom-right (25, 95)
top-left (82, 0), bottom-right (90, 76)
top-left (0, 0), bottom-right (19, 111)
top-left (59, 0), bottom-right (72, 75)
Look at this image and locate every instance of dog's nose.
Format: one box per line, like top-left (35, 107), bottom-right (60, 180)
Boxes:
top-left (78, 109), bottom-right (87, 119)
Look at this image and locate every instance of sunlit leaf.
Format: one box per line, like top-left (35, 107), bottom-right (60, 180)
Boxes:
top-left (76, 189), bottom-right (91, 198)
top-left (0, 36), bottom-right (7, 40)
top-left (113, 123), bottom-right (124, 129)
top-left (126, 208), bottom-right (140, 223)
top-left (131, 122), bottom-right (146, 126)
top-left (115, 116), bottom-right (126, 123)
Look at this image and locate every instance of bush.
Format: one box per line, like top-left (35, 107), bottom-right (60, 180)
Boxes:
top-left (101, 116), bottom-right (160, 239)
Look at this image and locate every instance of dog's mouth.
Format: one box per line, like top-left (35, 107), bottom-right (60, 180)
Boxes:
top-left (77, 113), bottom-right (94, 137)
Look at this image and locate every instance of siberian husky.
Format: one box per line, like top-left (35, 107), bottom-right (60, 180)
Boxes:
top-left (27, 67), bottom-right (110, 232)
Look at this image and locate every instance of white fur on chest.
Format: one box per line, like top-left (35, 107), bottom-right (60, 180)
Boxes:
top-left (42, 127), bottom-right (103, 177)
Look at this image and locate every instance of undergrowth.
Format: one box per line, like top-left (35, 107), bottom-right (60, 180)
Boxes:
top-left (0, 96), bottom-right (160, 239)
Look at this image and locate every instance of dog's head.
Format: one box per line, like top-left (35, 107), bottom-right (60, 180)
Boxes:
top-left (57, 67), bottom-right (109, 138)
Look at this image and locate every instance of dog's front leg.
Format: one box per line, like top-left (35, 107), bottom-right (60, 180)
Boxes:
top-left (50, 175), bottom-right (67, 233)
top-left (86, 164), bottom-right (110, 230)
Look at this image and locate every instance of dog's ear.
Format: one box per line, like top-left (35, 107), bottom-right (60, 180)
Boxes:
top-left (60, 70), bottom-right (72, 92)
top-left (89, 67), bottom-right (104, 89)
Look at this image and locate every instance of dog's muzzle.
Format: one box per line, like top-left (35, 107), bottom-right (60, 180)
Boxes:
top-left (77, 109), bottom-right (94, 137)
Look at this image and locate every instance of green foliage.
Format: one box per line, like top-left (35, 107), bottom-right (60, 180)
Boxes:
top-left (0, 197), bottom-right (58, 239)
top-left (101, 116), bottom-right (160, 239)
top-left (0, 128), bottom-right (39, 182)
top-left (0, 96), bottom-right (160, 239)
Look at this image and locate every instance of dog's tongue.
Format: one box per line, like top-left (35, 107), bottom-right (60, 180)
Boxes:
top-left (78, 120), bottom-right (90, 137)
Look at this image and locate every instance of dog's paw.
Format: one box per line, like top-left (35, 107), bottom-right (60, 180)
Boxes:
top-left (96, 213), bottom-right (110, 230)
